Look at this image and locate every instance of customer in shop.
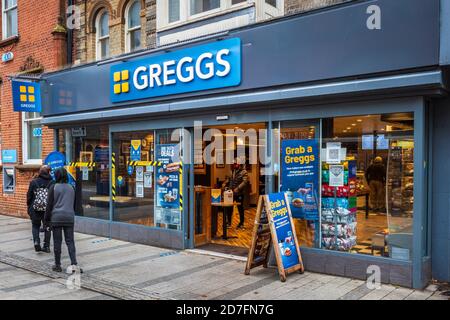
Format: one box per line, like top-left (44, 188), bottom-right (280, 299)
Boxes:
top-left (45, 167), bottom-right (81, 273)
top-left (27, 165), bottom-right (53, 253)
top-left (365, 156), bottom-right (387, 212)
top-left (222, 159), bottom-right (249, 229)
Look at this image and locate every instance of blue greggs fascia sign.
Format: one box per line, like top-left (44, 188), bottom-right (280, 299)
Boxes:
top-left (110, 38), bottom-right (241, 103)
top-left (12, 80), bottom-right (42, 112)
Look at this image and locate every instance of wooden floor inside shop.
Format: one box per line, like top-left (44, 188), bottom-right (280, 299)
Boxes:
top-left (211, 207), bottom-right (255, 249)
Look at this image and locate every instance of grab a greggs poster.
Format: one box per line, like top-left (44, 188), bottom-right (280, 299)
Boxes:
top-left (280, 140), bottom-right (319, 220)
top-left (267, 193), bottom-right (301, 270)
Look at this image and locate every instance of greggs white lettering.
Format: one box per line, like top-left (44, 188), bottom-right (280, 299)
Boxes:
top-left (133, 49), bottom-right (231, 90)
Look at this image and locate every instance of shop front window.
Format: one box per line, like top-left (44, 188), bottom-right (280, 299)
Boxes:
top-left (320, 113), bottom-right (414, 260)
top-left (58, 126), bottom-right (110, 220)
top-left (112, 129), bottom-right (182, 230)
top-left (276, 113), bottom-right (415, 260)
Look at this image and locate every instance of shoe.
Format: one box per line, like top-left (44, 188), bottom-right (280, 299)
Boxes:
top-left (52, 265), bottom-right (62, 272)
top-left (42, 247), bottom-right (51, 253)
top-left (34, 244), bottom-right (42, 252)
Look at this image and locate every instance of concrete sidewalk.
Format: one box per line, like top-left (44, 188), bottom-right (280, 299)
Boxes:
top-left (0, 215), bottom-right (447, 300)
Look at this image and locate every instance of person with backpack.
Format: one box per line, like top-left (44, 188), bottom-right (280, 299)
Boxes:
top-left (44, 167), bottom-right (80, 273)
top-left (27, 165), bottom-right (53, 253)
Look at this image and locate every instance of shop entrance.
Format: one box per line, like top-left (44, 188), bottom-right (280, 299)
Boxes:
top-left (192, 123), bottom-right (267, 256)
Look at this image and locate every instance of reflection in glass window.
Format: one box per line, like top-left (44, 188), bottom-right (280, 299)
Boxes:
top-left (59, 126), bottom-right (110, 220)
top-left (125, 0), bottom-right (141, 52)
top-left (23, 112), bottom-right (42, 162)
top-left (190, 0), bottom-right (220, 15)
top-left (2, 0), bottom-right (18, 39)
top-left (112, 129), bottom-right (182, 230)
top-left (96, 10), bottom-right (110, 60)
top-left (168, 0), bottom-right (180, 23)
top-left (320, 113), bottom-right (414, 260)
top-left (265, 0), bottom-right (277, 8)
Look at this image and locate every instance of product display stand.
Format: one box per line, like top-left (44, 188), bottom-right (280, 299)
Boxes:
top-left (321, 160), bottom-right (358, 251)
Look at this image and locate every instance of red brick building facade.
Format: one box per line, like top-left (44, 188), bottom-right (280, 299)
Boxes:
top-left (0, 0), bottom-right (68, 217)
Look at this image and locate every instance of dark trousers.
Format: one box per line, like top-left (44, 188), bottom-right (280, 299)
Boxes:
top-left (226, 194), bottom-right (245, 226)
top-left (52, 226), bottom-right (77, 267)
top-left (31, 213), bottom-right (51, 248)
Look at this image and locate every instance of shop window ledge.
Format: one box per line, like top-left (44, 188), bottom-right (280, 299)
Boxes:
top-left (0, 35), bottom-right (19, 48)
top-left (14, 164), bottom-right (41, 171)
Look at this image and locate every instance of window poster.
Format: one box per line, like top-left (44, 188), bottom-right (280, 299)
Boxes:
top-left (280, 139), bottom-right (319, 220)
top-left (136, 166), bottom-right (144, 182)
top-left (155, 144), bottom-right (181, 227)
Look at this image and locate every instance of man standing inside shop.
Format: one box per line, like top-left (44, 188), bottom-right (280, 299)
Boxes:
top-left (365, 156), bottom-right (387, 213)
top-left (222, 159), bottom-right (249, 229)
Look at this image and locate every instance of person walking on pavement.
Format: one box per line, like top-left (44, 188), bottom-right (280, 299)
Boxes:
top-left (222, 159), bottom-right (249, 229)
top-left (27, 165), bottom-right (53, 253)
top-left (365, 156), bottom-right (387, 212)
top-left (45, 167), bottom-right (81, 273)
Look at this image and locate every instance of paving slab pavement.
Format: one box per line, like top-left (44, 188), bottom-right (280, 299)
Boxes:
top-left (0, 215), bottom-right (448, 300)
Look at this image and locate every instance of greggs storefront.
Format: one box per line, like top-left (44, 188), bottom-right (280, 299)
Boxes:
top-left (38, 0), bottom-right (450, 288)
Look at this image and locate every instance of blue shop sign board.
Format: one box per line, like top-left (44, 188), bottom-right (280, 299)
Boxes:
top-left (2, 150), bottom-right (17, 163)
top-left (110, 38), bottom-right (241, 103)
top-left (12, 80), bottom-right (42, 112)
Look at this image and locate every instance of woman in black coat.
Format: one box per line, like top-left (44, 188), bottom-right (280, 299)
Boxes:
top-left (27, 165), bottom-right (53, 252)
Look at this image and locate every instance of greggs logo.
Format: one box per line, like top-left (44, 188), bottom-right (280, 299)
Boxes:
top-left (110, 38), bottom-right (241, 103)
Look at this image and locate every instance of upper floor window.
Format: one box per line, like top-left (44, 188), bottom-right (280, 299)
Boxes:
top-left (96, 10), bottom-right (110, 60)
top-left (168, 0), bottom-right (180, 23)
top-left (190, 0), bottom-right (220, 16)
top-left (125, 0), bottom-right (142, 52)
top-left (2, 0), bottom-right (18, 39)
top-left (265, 0), bottom-right (277, 7)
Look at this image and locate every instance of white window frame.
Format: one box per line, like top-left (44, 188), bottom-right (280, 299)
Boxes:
top-left (157, 0), bottom-right (252, 31)
top-left (125, 0), bottom-right (142, 53)
top-left (2, 0), bottom-right (18, 40)
top-left (260, 0), bottom-right (284, 19)
top-left (95, 9), bottom-right (110, 60)
top-left (22, 112), bottom-right (43, 165)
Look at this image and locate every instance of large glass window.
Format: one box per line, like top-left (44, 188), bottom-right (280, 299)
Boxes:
top-left (96, 10), bottom-right (110, 60)
top-left (125, 0), bottom-right (141, 52)
top-left (112, 129), bottom-right (182, 230)
top-left (190, 0), bottom-right (220, 15)
top-left (320, 113), bottom-right (414, 260)
top-left (58, 126), bottom-right (110, 220)
top-left (277, 113), bottom-right (415, 260)
top-left (2, 0), bottom-right (17, 39)
top-left (22, 112), bottom-right (42, 163)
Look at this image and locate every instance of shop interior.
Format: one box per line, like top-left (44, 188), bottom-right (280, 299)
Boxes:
top-left (320, 113), bottom-right (414, 259)
top-left (193, 123), bottom-right (267, 255)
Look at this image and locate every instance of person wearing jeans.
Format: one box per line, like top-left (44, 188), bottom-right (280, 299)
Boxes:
top-left (45, 167), bottom-right (80, 273)
top-left (27, 165), bottom-right (53, 253)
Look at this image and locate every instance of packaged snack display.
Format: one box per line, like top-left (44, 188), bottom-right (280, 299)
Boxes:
top-left (321, 160), bottom-right (357, 251)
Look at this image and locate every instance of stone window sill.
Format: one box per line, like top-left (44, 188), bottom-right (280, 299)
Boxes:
top-left (0, 35), bottom-right (20, 48)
